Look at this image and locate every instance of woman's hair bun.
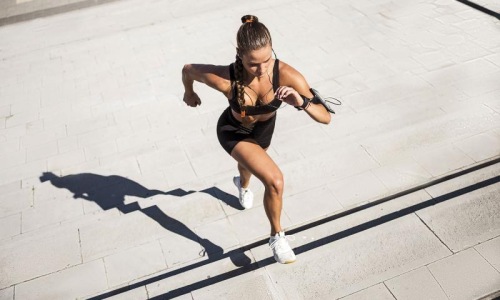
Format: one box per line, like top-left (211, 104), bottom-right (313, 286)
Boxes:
top-left (241, 15), bottom-right (259, 24)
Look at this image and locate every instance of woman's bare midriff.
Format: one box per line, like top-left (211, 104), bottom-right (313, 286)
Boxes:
top-left (230, 109), bottom-right (276, 125)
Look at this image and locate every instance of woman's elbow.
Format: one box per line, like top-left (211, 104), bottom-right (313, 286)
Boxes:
top-left (182, 64), bottom-right (191, 75)
top-left (320, 113), bottom-right (331, 125)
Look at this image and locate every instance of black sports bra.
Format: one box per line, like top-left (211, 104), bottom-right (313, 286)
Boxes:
top-left (228, 59), bottom-right (282, 116)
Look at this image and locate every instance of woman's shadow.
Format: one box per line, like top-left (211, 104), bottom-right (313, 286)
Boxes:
top-left (39, 172), bottom-right (250, 266)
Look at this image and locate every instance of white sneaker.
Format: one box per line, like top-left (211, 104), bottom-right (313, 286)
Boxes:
top-left (233, 176), bottom-right (253, 209)
top-left (269, 231), bottom-right (296, 264)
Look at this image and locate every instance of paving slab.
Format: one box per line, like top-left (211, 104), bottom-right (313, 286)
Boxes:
top-left (453, 132), bottom-right (500, 163)
top-left (0, 287), bottom-right (13, 300)
top-left (0, 214), bottom-right (21, 241)
top-left (0, 188), bottom-right (32, 218)
top-left (340, 283), bottom-right (395, 300)
top-left (0, 159), bottom-right (47, 186)
top-left (246, 189), bottom-right (450, 296)
top-left (22, 192), bottom-right (84, 233)
top-left (283, 185), bottom-right (343, 226)
top-left (79, 208), bottom-right (171, 262)
top-left (475, 236), bottom-right (500, 273)
top-left (0, 0), bottom-right (499, 298)
top-left (15, 259), bottom-right (108, 300)
top-left (417, 165), bottom-right (500, 252)
top-left (155, 190), bottom-right (226, 229)
top-left (103, 240), bottom-right (167, 288)
top-left (428, 248), bottom-right (500, 300)
top-left (191, 269), bottom-right (280, 300)
top-left (104, 286), bottom-right (149, 300)
top-left (385, 266), bottom-right (448, 300)
top-left (145, 250), bottom-right (255, 298)
top-left (426, 163), bottom-right (500, 195)
top-left (371, 158), bottom-right (433, 192)
top-left (328, 170), bottom-right (390, 208)
top-left (190, 167), bottom-right (500, 299)
top-left (228, 205), bottom-right (293, 244)
top-left (193, 218), bottom-right (241, 253)
top-left (363, 106), bottom-right (498, 166)
top-left (0, 226), bottom-right (81, 289)
top-left (256, 214), bottom-right (450, 299)
top-left (284, 144), bottom-right (380, 193)
top-left (0, 150), bottom-right (26, 170)
top-left (159, 227), bottom-right (206, 268)
top-left (413, 143), bottom-right (476, 177)
top-left (47, 148), bottom-right (87, 171)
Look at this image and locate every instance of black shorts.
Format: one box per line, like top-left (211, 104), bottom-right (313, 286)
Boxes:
top-left (216, 107), bottom-right (277, 155)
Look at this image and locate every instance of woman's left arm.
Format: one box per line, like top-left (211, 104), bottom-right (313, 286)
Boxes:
top-left (276, 63), bottom-right (331, 124)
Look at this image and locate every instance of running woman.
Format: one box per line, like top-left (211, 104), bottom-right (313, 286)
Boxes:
top-left (182, 15), bottom-right (331, 264)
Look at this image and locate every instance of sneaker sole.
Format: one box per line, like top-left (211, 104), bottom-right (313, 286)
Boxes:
top-left (274, 256), bottom-right (296, 264)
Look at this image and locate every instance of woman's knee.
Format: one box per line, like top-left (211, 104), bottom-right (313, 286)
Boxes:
top-left (263, 172), bottom-right (284, 195)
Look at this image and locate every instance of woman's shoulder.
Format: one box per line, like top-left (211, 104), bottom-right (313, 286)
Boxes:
top-left (276, 60), bottom-right (307, 86)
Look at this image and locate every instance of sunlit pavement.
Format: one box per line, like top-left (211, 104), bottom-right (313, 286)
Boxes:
top-left (0, 0), bottom-right (499, 299)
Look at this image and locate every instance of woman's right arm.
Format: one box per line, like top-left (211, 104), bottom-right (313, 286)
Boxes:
top-left (182, 64), bottom-right (230, 107)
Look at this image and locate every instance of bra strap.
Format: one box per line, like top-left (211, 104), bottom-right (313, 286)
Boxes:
top-left (229, 63), bottom-right (235, 81)
top-left (272, 59), bottom-right (280, 90)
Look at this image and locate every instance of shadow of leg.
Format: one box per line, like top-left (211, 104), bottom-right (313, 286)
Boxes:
top-left (200, 187), bottom-right (243, 211)
top-left (228, 251), bottom-right (253, 267)
top-left (140, 205), bottom-right (251, 267)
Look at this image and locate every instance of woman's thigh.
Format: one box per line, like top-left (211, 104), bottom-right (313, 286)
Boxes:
top-left (230, 140), bottom-right (282, 185)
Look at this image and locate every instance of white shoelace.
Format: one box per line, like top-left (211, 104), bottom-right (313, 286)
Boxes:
top-left (241, 188), bottom-right (250, 198)
top-left (270, 234), bottom-right (295, 253)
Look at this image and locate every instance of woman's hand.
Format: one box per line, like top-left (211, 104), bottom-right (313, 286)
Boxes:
top-left (183, 91), bottom-right (201, 107)
top-left (275, 86), bottom-right (303, 107)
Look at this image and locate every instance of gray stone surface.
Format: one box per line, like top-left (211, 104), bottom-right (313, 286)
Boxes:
top-left (428, 248), bottom-right (500, 300)
top-left (418, 166), bottom-right (500, 252)
top-left (385, 267), bottom-right (448, 300)
top-left (425, 163), bottom-right (500, 196)
top-left (0, 0), bottom-right (499, 298)
top-left (193, 218), bottom-right (241, 252)
top-left (104, 286), bottom-right (149, 300)
top-left (0, 214), bottom-right (20, 240)
top-left (0, 287), bottom-right (13, 300)
top-left (103, 241), bottom-right (167, 288)
top-left (15, 259), bottom-right (108, 300)
top-left (371, 159), bottom-right (432, 193)
top-left (254, 214), bottom-right (451, 299)
top-left (192, 269), bottom-right (280, 300)
top-left (228, 205), bottom-right (293, 244)
top-left (475, 237), bottom-right (500, 273)
top-left (159, 229), bottom-right (204, 268)
top-left (145, 250), bottom-right (255, 298)
top-left (0, 226), bottom-right (81, 288)
top-left (362, 105), bottom-right (498, 167)
top-left (283, 186), bottom-right (343, 225)
top-left (454, 132), bottom-right (500, 163)
top-left (0, 188), bottom-right (32, 218)
top-left (413, 144), bottom-right (476, 177)
top-left (328, 170), bottom-right (390, 208)
top-left (155, 191), bottom-right (226, 229)
top-left (340, 284), bottom-right (395, 300)
top-left (79, 209), bottom-right (170, 262)
top-left (21, 194), bottom-right (84, 232)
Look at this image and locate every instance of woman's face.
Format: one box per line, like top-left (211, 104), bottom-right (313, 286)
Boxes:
top-left (240, 44), bottom-right (273, 78)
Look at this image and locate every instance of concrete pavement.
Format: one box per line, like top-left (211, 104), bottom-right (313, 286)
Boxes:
top-left (0, 0), bottom-right (499, 299)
